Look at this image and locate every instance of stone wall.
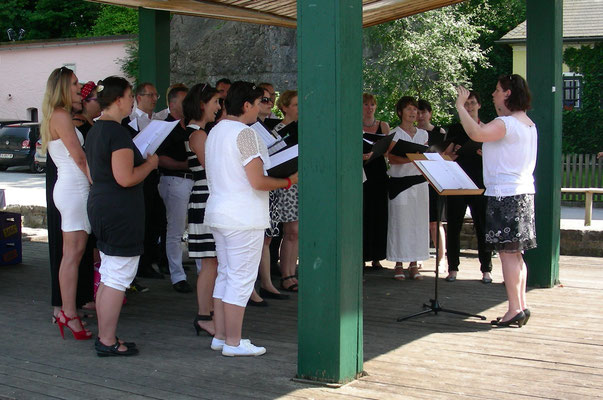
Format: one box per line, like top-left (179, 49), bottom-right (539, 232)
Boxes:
top-left (170, 15), bottom-right (298, 91)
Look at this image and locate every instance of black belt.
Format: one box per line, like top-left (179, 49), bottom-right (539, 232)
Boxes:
top-left (161, 171), bottom-right (194, 180)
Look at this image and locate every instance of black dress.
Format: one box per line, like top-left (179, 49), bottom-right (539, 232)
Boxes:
top-left (85, 120), bottom-right (145, 257)
top-left (362, 123), bottom-right (388, 262)
top-left (427, 126), bottom-right (446, 223)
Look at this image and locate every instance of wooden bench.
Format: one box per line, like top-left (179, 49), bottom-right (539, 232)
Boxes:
top-left (561, 188), bottom-right (603, 226)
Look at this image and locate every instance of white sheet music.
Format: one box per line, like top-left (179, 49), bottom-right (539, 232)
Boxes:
top-left (128, 117), bottom-right (138, 132)
top-left (250, 122), bottom-right (287, 155)
top-left (424, 152), bottom-right (444, 161)
top-left (415, 160), bottom-right (478, 192)
top-left (132, 119), bottom-right (179, 158)
top-left (269, 144), bottom-right (298, 168)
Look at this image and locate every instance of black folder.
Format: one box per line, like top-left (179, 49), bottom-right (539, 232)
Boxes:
top-left (267, 144), bottom-right (298, 178)
top-left (365, 133), bottom-right (396, 163)
top-left (275, 121), bottom-right (298, 146)
top-left (389, 139), bottom-right (428, 157)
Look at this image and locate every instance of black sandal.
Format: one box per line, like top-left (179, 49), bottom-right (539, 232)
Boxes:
top-left (95, 337), bottom-right (139, 357)
top-left (280, 276), bottom-right (298, 292)
top-left (193, 314), bottom-right (214, 336)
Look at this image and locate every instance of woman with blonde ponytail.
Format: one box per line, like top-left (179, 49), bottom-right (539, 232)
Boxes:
top-left (42, 67), bottom-right (93, 341)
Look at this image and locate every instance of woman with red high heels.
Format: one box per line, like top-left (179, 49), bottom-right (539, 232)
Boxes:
top-left (456, 75), bottom-right (537, 328)
top-left (41, 67), bottom-right (93, 340)
top-left (85, 76), bottom-right (158, 356)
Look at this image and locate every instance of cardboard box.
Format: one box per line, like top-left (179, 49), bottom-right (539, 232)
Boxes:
top-left (0, 239), bottom-right (22, 265)
top-left (0, 212), bottom-right (21, 241)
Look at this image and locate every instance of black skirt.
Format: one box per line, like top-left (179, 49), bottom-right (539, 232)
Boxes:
top-left (484, 194), bottom-right (537, 252)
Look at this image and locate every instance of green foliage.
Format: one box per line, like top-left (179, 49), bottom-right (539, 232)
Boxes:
top-left (117, 42), bottom-right (139, 83)
top-left (562, 43), bottom-right (603, 154)
top-left (458, 0), bottom-right (527, 122)
top-left (92, 5), bottom-right (138, 36)
top-left (363, 6), bottom-right (488, 127)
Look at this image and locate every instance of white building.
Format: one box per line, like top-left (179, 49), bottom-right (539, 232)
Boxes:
top-left (0, 35), bottom-right (135, 121)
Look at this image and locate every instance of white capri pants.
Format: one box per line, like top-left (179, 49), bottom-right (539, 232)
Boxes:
top-left (212, 227), bottom-right (263, 307)
top-left (99, 251), bottom-right (140, 292)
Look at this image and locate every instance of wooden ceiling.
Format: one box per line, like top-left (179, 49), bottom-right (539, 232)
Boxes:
top-left (87, 0), bottom-right (464, 28)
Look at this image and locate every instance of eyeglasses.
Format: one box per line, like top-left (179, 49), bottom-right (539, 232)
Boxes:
top-left (260, 97), bottom-right (273, 104)
top-left (140, 93), bottom-right (160, 99)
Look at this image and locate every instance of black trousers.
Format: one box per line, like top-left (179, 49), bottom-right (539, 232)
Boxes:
top-left (138, 170), bottom-right (167, 269)
top-left (446, 194), bottom-right (492, 273)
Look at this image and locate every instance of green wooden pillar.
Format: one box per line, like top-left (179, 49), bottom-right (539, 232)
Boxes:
top-left (297, 0), bottom-right (364, 384)
top-left (524, 0), bottom-right (563, 287)
top-left (138, 8), bottom-right (170, 111)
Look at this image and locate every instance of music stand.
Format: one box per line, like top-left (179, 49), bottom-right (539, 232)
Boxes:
top-left (397, 154), bottom-right (486, 322)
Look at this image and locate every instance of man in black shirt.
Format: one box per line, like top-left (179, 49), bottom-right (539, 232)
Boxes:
top-left (445, 91), bottom-right (493, 283)
top-left (156, 85), bottom-right (194, 293)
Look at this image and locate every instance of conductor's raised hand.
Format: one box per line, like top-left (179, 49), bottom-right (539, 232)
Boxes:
top-left (289, 172), bottom-right (299, 185)
top-left (456, 86), bottom-right (470, 110)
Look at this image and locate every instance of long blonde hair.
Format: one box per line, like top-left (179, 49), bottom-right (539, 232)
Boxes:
top-left (41, 67), bottom-right (74, 152)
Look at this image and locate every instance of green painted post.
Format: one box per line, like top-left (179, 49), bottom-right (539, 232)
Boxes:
top-left (138, 8), bottom-right (170, 111)
top-left (524, 0), bottom-right (563, 287)
top-left (297, 0), bottom-right (364, 384)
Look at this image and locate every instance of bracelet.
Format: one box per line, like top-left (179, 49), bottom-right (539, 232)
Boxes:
top-left (284, 177), bottom-right (292, 190)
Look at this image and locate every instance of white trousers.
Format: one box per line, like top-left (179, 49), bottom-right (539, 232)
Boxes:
top-left (158, 175), bottom-right (194, 284)
top-left (212, 228), bottom-right (263, 307)
top-left (99, 252), bottom-right (140, 292)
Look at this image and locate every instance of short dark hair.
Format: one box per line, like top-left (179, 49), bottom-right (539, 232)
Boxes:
top-left (468, 91), bottom-right (481, 105)
top-left (225, 81), bottom-right (264, 117)
top-left (498, 74), bottom-right (531, 111)
top-left (395, 96), bottom-right (418, 120)
top-left (182, 83), bottom-right (219, 123)
top-left (135, 82), bottom-right (154, 97)
top-left (167, 85), bottom-right (188, 105)
top-left (97, 76), bottom-right (132, 110)
top-left (216, 78), bottom-right (231, 86)
top-left (417, 99), bottom-right (432, 112)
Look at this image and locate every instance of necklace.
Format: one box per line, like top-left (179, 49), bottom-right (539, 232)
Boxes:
top-left (363, 119), bottom-right (377, 127)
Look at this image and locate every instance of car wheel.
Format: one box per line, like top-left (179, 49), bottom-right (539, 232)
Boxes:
top-left (30, 161), bottom-right (45, 173)
top-left (0, 165), bottom-right (7, 171)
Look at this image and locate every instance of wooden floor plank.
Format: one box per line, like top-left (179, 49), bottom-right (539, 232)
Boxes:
top-left (0, 241), bottom-right (602, 399)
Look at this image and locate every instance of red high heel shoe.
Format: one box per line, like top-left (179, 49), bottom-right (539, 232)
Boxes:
top-left (57, 310), bottom-right (93, 340)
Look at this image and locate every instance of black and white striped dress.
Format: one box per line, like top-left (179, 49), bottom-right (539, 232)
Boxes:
top-left (185, 124), bottom-right (216, 258)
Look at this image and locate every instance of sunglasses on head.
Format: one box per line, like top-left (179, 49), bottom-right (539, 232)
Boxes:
top-left (260, 97), bottom-right (272, 104)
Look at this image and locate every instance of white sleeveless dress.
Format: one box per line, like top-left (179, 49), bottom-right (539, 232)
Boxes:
top-left (47, 128), bottom-right (91, 233)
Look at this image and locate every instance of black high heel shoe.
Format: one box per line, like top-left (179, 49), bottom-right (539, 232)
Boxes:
top-left (523, 308), bottom-right (531, 325)
top-left (193, 315), bottom-right (214, 336)
top-left (491, 311), bottom-right (526, 327)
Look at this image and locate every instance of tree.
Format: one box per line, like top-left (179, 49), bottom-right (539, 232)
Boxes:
top-left (457, 0), bottom-right (527, 121)
top-left (92, 5), bottom-right (138, 36)
top-left (363, 6), bottom-right (488, 126)
top-left (561, 43), bottom-right (603, 154)
top-left (26, 0), bottom-right (101, 40)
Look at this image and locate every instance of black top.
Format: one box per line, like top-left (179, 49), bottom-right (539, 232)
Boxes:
top-left (446, 123), bottom-right (484, 188)
top-left (156, 114), bottom-right (190, 175)
top-left (78, 121), bottom-right (93, 138)
top-left (85, 120), bottom-right (145, 256)
top-left (427, 125), bottom-right (446, 150)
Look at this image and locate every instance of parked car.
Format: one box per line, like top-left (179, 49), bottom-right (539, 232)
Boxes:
top-left (0, 121), bottom-right (43, 173)
top-left (34, 138), bottom-right (46, 171)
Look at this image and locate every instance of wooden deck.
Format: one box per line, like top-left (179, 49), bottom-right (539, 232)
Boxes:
top-left (0, 240), bottom-right (602, 399)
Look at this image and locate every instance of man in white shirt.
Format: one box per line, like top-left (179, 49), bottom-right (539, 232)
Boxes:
top-left (129, 83), bottom-right (162, 131)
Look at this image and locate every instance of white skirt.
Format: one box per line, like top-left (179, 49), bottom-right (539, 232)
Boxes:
top-left (386, 182), bottom-right (430, 262)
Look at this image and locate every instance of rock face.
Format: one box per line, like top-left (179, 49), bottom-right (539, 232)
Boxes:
top-left (170, 15), bottom-right (298, 91)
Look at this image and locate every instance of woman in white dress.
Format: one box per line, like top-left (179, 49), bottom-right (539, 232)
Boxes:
top-left (41, 67), bottom-right (92, 340)
top-left (386, 96), bottom-right (430, 281)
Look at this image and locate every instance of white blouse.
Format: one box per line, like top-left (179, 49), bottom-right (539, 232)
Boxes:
top-left (387, 126), bottom-right (429, 178)
top-left (204, 119), bottom-right (270, 230)
top-left (482, 116), bottom-right (537, 197)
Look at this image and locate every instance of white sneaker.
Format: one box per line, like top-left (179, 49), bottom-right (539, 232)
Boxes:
top-left (210, 337), bottom-right (225, 351)
top-left (222, 340), bottom-right (266, 357)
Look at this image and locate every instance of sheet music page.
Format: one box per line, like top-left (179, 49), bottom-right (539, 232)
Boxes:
top-left (132, 119), bottom-right (179, 158)
top-left (424, 152), bottom-right (444, 161)
top-left (270, 144), bottom-right (298, 167)
top-left (415, 160), bottom-right (478, 191)
top-left (250, 122), bottom-right (287, 155)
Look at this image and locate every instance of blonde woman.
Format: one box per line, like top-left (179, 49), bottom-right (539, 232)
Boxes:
top-left (41, 67), bottom-right (92, 340)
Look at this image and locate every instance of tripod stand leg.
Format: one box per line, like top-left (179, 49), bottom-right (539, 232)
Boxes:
top-left (397, 308), bottom-right (435, 322)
